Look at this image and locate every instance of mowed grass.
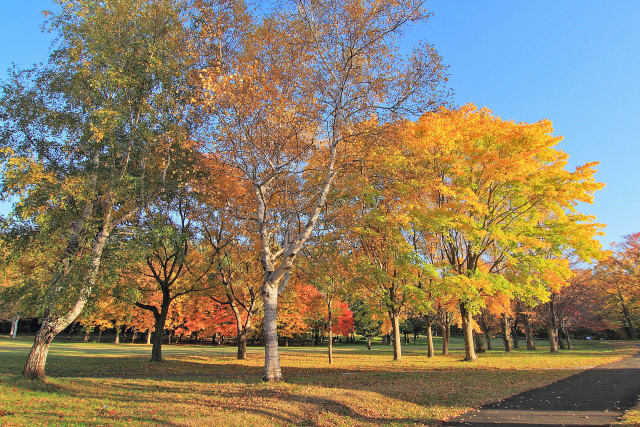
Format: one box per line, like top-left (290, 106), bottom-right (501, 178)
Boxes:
top-left (0, 335), bottom-right (636, 426)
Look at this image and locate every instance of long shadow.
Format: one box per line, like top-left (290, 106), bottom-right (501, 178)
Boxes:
top-left (444, 351), bottom-right (640, 426)
top-left (1, 339), bottom-right (638, 426)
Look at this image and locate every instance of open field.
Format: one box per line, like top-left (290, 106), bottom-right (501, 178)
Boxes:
top-left (0, 336), bottom-right (636, 426)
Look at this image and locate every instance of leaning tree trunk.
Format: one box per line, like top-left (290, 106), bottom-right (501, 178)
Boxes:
top-left (460, 303), bottom-right (477, 361)
top-left (523, 314), bottom-right (536, 350)
top-left (501, 315), bottom-right (512, 352)
top-left (24, 215), bottom-right (111, 380)
top-left (262, 280), bottom-right (282, 381)
top-left (390, 311), bottom-right (402, 361)
top-left (426, 320), bottom-right (434, 358)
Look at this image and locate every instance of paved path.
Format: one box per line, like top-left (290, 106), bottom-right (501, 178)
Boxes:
top-left (444, 351), bottom-right (640, 426)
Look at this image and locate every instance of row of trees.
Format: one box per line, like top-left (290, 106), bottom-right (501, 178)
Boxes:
top-left (0, 0), bottom-right (630, 383)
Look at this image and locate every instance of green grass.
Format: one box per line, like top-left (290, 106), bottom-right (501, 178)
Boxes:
top-left (0, 335), bottom-right (636, 426)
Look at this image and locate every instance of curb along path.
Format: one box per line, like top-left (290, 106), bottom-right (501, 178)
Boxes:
top-left (444, 350), bottom-right (640, 426)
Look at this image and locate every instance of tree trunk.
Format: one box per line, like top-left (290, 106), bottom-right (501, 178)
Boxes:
top-left (441, 322), bottom-right (450, 355)
top-left (512, 326), bottom-right (520, 349)
top-left (548, 298), bottom-right (559, 353)
top-left (97, 328), bottom-right (103, 343)
top-left (23, 198), bottom-right (108, 380)
top-left (501, 315), bottom-right (512, 352)
top-left (83, 329), bottom-right (90, 343)
top-left (390, 311), bottom-right (402, 361)
top-left (616, 284), bottom-right (636, 340)
top-left (262, 281), bottom-right (282, 382)
top-left (523, 314), bottom-right (536, 350)
top-left (131, 331), bottom-right (137, 343)
top-left (426, 321), bottom-right (434, 358)
top-left (479, 316), bottom-right (492, 350)
top-left (10, 314), bottom-right (19, 339)
top-left (327, 302), bottom-right (333, 364)
top-left (151, 307), bottom-right (168, 361)
top-left (548, 325), bottom-right (559, 353)
top-left (473, 332), bottom-right (486, 353)
top-left (460, 303), bottom-right (477, 361)
top-left (367, 337), bottom-right (372, 350)
top-left (237, 331), bottom-right (248, 359)
top-left (114, 325), bottom-right (121, 344)
top-left (146, 329), bottom-right (151, 345)
top-left (561, 326), bottom-right (572, 349)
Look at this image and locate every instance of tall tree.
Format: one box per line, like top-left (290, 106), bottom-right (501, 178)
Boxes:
top-left (197, 0), bottom-right (448, 380)
top-left (0, 0), bottom-right (208, 379)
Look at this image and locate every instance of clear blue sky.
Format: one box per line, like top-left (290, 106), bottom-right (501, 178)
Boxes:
top-left (1, 1), bottom-right (638, 247)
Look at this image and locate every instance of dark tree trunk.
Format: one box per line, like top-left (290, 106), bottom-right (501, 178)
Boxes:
top-left (327, 302), bottom-right (333, 364)
top-left (479, 316), bottom-right (492, 350)
top-left (460, 303), bottom-right (477, 361)
top-left (473, 332), bottom-right (486, 353)
top-left (97, 328), bottom-right (103, 343)
top-left (501, 315), bottom-right (512, 352)
top-left (523, 313), bottom-right (536, 350)
top-left (560, 326), bottom-right (571, 349)
top-left (441, 322), bottom-right (450, 355)
top-left (616, 284), bottom-right (636, 340)
top-left (151, 307), bottom-right (168, 361)
top-left (512, 326), bottom-right (520, 349)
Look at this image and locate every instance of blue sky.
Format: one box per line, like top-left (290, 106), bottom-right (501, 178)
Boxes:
top-left (1, 1), bottom-right (638, 247)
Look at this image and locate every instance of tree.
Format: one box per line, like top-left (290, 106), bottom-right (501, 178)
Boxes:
top-left (403, 104), bottom-right (603, 361)
top-left (0, 0), bottom-right (215, 379)
top-left (197, 0), bottom-right (448, 381)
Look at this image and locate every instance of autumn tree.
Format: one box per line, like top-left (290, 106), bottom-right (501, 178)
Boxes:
top-left (197, 0), bottom-right (448, 381)
top-left (403, 105), bottom-right (603, 361)
top-left (0, 0), bottom-right (227, 379)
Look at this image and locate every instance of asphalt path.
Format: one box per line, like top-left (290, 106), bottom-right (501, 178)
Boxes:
top-left (444, 350), bottom-right (640, 426)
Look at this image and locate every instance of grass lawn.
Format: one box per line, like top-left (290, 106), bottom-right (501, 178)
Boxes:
top-left (0, 335), bottom-right (636, 426)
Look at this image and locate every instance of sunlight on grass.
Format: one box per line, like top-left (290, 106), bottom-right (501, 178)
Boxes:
top-left (0, 336), bottom-right (636, 426)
